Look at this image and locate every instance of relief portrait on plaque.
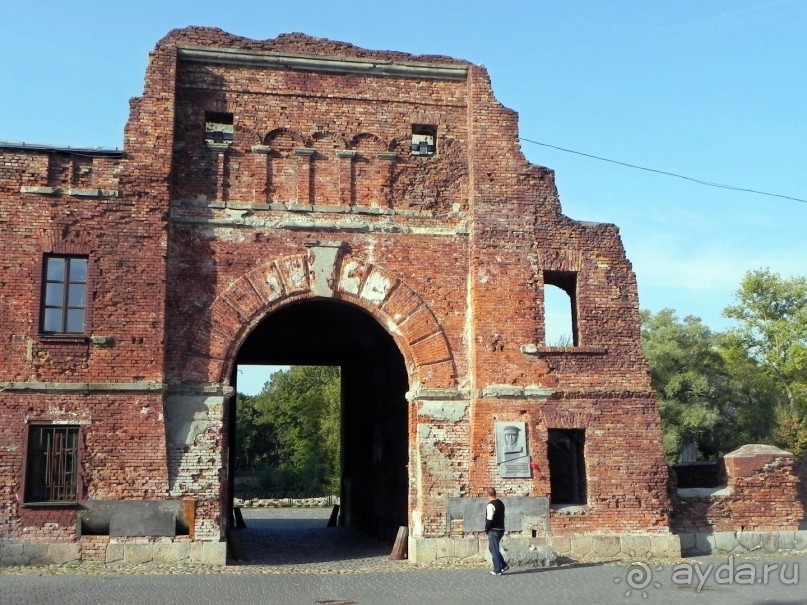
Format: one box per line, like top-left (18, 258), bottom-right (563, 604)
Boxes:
top-left (495, 422), bottom-right (528, 464)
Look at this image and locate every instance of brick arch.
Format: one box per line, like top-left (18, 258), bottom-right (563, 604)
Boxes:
top-left (263, 127), bottom-right (306, 148)
top-left (311, 130), bottom-right (348, 149)
top-left (349, 132), bottom-right (387, 152)
top-left (192, 251), bottom-right (456, 390)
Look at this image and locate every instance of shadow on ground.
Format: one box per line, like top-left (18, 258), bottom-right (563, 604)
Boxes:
top-left (228, 508), bottom-right (393, 566)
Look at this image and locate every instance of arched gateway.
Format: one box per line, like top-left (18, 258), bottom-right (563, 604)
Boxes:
top-left (0, 28), bottom-right (681, 567)
top-left (166, 250), bottom-right (457, 553)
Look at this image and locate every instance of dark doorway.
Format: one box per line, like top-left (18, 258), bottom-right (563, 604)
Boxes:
top-left (547, 429), bottom-right (587, 505)
top-left (229, 299), bottom-right (409, 546)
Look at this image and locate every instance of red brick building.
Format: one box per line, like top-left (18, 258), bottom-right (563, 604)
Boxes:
top-left (0, 27), bottom-right (680, 565)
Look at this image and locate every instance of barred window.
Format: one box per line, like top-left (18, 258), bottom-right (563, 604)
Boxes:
top-left (25, 425), bottom-right (79, 504)
top-left (41, 255), bottom-right (88, 334)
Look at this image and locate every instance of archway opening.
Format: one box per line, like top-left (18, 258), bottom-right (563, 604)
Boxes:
top-left (229, 298), bottom-right (409, 550)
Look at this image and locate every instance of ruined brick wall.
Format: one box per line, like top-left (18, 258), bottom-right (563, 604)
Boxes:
top-left (1, 26), bottom-right (677, 558)
top-left (671, 445), bottom-right (805, 533)
top-left (0, 98), bottom-right (171, 539)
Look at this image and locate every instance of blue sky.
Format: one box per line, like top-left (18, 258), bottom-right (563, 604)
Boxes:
top-left (4, 1), bottom-right (806, 393)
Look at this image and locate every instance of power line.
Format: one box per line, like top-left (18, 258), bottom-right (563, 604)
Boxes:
top-left (519, 137), bottom-right (807, 205)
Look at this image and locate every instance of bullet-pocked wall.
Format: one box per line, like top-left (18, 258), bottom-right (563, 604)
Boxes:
top-left (0, 27), bottom-right (680, 566)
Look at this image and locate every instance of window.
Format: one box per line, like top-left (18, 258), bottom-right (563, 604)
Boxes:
top-left (41, 255), bottom-right (88, 334)
top-left (205, 111), bottom-right (234, 146)
top-left (544, 270), bottom-right (578, 346)
top-left (410, 124), bottom-right (437, 156)
top-left (548, 429), bottom-right (587, 505)
top-left (25, 425), bottom-right (79, 504)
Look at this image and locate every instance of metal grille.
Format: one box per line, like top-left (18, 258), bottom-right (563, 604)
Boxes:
top-left (26, 426), bottom-right (79, 503)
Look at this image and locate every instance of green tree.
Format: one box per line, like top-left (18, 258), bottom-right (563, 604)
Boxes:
top-left (717, 331), bottom-right (781, 445)
top-left (641, 309), bottom-right (742, 463)
top-left (235, 366), bottom-right (341, 493)
top-left (723, 269), bottom-right (807, 454)
top-left (234, 392), bottom-right (282, 472)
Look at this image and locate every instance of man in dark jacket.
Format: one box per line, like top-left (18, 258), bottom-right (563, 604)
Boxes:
top-left (485, 487), bottom-right (509, 575)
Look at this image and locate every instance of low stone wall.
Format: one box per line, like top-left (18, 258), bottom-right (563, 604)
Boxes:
top-left (0, 538), bottom-right (226, 567)
top-left (408, 533), bottom-right (681, 565)
top-left (679, 530), bottom-right (807, 556)
top-left (233, 496), bottom-right (337, 508)
top-left (549, 534), bottom-right (681, 561)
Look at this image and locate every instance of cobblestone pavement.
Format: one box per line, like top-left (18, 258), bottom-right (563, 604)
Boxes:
top-left (1, 508), bottom-right (806, 604)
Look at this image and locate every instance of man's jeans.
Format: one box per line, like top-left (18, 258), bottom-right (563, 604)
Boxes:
top-left (487, 530), bottom-right (506, 572)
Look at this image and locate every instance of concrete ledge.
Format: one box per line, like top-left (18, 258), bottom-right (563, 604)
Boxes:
top-left (18, 186), bottom-right (118, 197)
top-left (677, 530), bottom-right (807, 556)
top-left (0, 381), bottom-right (164, 393)
top-left (479, 384), bottom-right (555, 399)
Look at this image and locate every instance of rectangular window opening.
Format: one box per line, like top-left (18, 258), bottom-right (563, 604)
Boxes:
top-left (25, 425), bottom-right (79, 504)
top-left (544, 270), bottom-right (578, 347)
top-left (548, 428), bottom-right (586, 505)
top-left (410, 124), bottom-right (437, 156)
top-left (41, 255), bottom-right (88, 335)
top-left (205, 111), bottom-right (234, 145)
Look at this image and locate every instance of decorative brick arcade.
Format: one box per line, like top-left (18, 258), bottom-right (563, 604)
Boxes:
top-left (2, 27), bottom-right (707, 566)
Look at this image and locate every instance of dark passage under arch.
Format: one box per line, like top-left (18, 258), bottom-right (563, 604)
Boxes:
top-left (230, 299), bottom-right (410, 540)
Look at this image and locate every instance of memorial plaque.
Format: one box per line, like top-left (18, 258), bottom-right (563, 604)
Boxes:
top-left (495, 421), bottom-right (531, 478)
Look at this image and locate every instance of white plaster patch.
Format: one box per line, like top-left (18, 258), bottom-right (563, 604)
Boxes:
top-left (419, 401), bottom-right (469, 422)
top-left (307, 245), bottom-right (340, 297)
top-left (264, 269), bottom-right (284, 301)
top-left (385, 319), bottom-right (402, 336)
top-left (360, 270), bottom-right (393, 303)
top-left (140, 407), bottom-right (150, 415)
top-left (340, 260), bottom-right (362, 294)
top-left (278, 256), bottom-right (309, 294)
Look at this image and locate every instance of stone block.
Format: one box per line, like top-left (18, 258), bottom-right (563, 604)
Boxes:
top-left (409, 537), bottom-right (436, 563)
top-left (695, 532), bottom-right (715, 555)
top-left (105, 543), bottom-right (125, 563)
top-left (550, 535), bottom-right (571, 555)
top-left (570, 535), bottom-right (593, 558)
top-left (656, 535), bottom-right (678, 557)
top-left (590, 536), bottom-right (620, 559)
top-left (620, 535), bottom-right (651, 558)
top-left (44, 543), bottom-right (81, 564)
top-left (197, 541), bottom-right (226, 566)
top-left (761, 533), bottom-right (780, 553)
top-left (435, 538), bottom-right (453, 560)
top-left (498, 543), bottom-right (557, 567)
top-left (0, 543), bottom-right (24, 558)
top-left (123, 543), bottom-right (158, 564)
top-left (20, 543), bottom-right (48, 563)
top-left (794, 531), bottom-right (807, 551)
top-left (737, 531), bottom-right (764, 551)
top-left (677, 533), bottom-right (696, 551)
top-left (779, 531), bottom-right (796, 550)
top-left (152, 542), bottom-right (191, 563)
top-left (713, 532), bottom-right (739, 553)
top-left (453, 538), bottom-right (480, 560)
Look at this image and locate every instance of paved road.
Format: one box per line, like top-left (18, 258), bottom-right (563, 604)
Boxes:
top-left (1, 508), bottom-right (805, 605)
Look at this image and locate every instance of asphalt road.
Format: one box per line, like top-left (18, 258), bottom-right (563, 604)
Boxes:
top-left (2, 558), bottom-right (806, 605)
top-left (1, 508), bottom-right (805, 605)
